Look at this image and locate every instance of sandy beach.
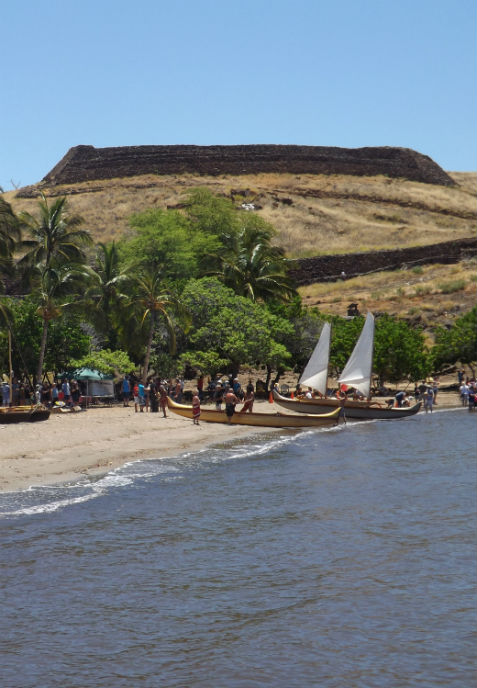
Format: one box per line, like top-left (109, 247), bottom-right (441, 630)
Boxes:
top-left (0, 392), bottom-right (462, 493)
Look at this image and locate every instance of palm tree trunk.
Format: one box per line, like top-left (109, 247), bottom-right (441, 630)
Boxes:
top-left (36, 318), bottom-right (49, 384)
top-left (142, 312), bottom-right (156, 383)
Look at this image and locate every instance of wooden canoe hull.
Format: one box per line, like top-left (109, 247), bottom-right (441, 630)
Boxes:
top-left (167, 397), bottom-right (340, 427)
top-left (0, 405), bottom-right (50, 423)
top-left (272, 389), bottom-right (421, 420)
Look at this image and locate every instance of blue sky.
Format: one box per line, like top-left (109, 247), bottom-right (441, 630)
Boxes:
top-left (1, 0), bottom-right (475, 190)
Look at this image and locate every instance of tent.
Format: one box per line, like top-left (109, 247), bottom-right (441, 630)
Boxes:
top-left (63, 368), bottom-right (115, 399)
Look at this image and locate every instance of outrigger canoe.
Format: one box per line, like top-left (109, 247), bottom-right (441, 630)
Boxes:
top-left (0, 405), bottom-right (50, 423)
top-left (167, 397), bottom-right (341, 428)
top-left (272, 389), bottom-right (421, 420)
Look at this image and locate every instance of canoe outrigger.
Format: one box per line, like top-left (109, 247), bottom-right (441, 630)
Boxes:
top-left (167, 397), bottom-right (341, 428)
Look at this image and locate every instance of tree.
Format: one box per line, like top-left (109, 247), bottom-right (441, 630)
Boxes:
top-left (183, 187), bottom-right (238, 237)
top-left (0, 198), bottom-right (21, 270)
top-left (86, 242), bottom-right (131, 347)
top-left (16, 193), bottom-right (92, 381)
top-left (180, 278), bottom-right (292, 380)
top-left (0, 296), bottom-right (90, 381)
top-left (268, 297), bottom-right (328, 376)
top-left (18, 193), bottom-right (92, 279)
top-left (133, 269), bottom-right (188, 383)
top-left (0, 199), bottom-right (22, 296)
top-left (70, 349), bottom-right (135, 377)
top-left (373, 314), bottom-right (430, 384)
top-left (210, 223), bottom-right (296, 303)
top-left (329, 313), bottom-right (430, 386)
top-left (120, 207), bottom-right (221, 282)
top-left (432, 307), bottom-right (477, 375)
top-left (34, 266), bottom-right (90, 382)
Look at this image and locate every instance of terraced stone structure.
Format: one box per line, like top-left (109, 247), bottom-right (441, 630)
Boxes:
top-left (43, 144), bottom-right (455, 186)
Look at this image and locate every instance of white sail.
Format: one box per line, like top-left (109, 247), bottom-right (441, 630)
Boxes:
top-left (338, 312), bottom-right (374, 397)
top-left (299, 322), bottom-right (331, 396)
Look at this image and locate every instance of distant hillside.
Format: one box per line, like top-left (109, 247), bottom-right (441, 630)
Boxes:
top-left (4, 146), bottom-right (476, 329)
top-left (8, 169), bottom-right (476, 258)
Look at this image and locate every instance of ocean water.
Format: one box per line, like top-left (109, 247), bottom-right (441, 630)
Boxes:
top-left (0, 409), bottom-right (475, 688)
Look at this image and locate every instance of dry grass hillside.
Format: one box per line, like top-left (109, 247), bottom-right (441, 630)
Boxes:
top-left (6, 170), bottom-right (476, 257)
top-left (299, 258), bottom-right (476, 333)
top-left (4, 169), bottom-right (476, 332)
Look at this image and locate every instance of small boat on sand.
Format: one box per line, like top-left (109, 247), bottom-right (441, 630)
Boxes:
top-left (167, 397), bottom-right (341, 428)
top-left (0, 405), bottom-right (50, 423)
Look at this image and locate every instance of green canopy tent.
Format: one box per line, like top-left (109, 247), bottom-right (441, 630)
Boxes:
top-left (61, 368), bottom-right (115, 400)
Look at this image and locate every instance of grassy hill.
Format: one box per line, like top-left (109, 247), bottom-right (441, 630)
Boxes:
top-left (5, 168), bottom-right (476, 328)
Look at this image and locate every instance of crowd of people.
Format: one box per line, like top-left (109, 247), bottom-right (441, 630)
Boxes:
top-left (119, 373), bottom-right (257, 424)
top-left (1, 378), bottom-right (83, 408)
top-left (2, 367), bottom-right (475, 417)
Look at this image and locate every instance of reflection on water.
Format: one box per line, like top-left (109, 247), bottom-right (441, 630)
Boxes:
top-left (0, 411), bottom-right (475, 688)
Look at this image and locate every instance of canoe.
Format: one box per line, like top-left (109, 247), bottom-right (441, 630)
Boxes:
top-left (167, 397), bottom-right (341, 428)
top-left (272, 389), bottom-right (421, 420)
top-left (0, 405), bottom-right (51, 423)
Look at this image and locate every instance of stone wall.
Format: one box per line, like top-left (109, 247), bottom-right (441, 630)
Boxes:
top-left (42, 144), bottom-right (455, 186)
top-left (288, 238), bottom-right (477, 285)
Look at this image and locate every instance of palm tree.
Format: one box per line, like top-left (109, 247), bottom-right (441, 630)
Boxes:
top-left (16, 193), bottom-right (92, 381)
top-left (212, 224), bottom-right (296, 303)
top-left (34, 265), bottom-right (89, 382)
top-left (86, 242), bottom-right (131, 348)
top-left (0, 198), bottom-right (22, 289)
top-left (18, 193), bottom-right (92, 280)
top-left (133, 269), bottom-right (188, 383)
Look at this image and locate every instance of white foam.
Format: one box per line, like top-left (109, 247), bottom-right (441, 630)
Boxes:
top-left (2, 491), bottom-right (99, 516)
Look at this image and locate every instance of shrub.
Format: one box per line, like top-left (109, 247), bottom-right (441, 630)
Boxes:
top-left (437, 279), bottom-right (466, 294)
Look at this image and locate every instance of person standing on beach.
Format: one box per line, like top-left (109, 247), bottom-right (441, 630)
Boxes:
top-left (159, 385), bottom-right (168, 417)
top-left (138, 382), bottom-right (146, 412)
top-left (133, 382), bottom-right (140, 412)
top-left (214, 383), bottom-right (224, 411)
top-left (2, 380), bottom-right (10, 407)
top-left (424, 386), bottom-right (434, 413)
top-left (240, 387), bottom-right (255, 413)
top-left (224, 388), bottom-right (239, 424)
top-left (62, 379), bottom-right (71, 406)
top-left (192, 389), bottom-right (201, 425)
top-left (122, 376), bottom-right (130, 407)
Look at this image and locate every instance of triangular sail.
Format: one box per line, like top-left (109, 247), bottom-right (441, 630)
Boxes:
top-left (299, 322), bottom-right (331, 396)
top-left (338, 312), bottom-right (374, 397)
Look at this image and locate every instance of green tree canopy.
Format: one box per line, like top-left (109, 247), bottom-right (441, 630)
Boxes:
top-left (432, 307), bottom-right (477, 372)
top-left (70, 349), bottom-right (135, 377)
top-left (0, 296), bottom-right (90, 381)
top-left (120, 207), bottom-right (221, 283)
top-left (328, 313), bottom-right (430, 385)
top-left (179, 278), bottom-right (292, 377)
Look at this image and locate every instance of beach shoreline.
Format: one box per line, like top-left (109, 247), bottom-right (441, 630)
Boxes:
top-left (0, 393), bottom-right (462, 493)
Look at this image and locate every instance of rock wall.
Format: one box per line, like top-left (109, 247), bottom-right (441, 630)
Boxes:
top-left (288, 238), bottom-right (477, 285)
top-left (43, 144), bottom-right (455, 186)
